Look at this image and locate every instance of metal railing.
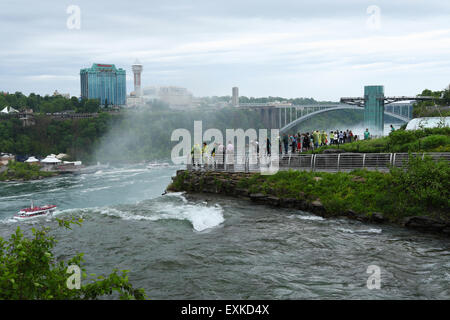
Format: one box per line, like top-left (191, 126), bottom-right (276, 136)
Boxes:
top-left (185, 152), bottom-right (450, 173)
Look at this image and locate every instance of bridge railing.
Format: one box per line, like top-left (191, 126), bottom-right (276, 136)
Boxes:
top-left (185, 152), bottom-right (450, 173)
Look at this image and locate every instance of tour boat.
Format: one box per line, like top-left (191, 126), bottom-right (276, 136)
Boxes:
top-left (14, 201), bottom-right (57, 220)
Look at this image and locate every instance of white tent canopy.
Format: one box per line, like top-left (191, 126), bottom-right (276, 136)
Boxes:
top-left (63, 161), bottom-right (82, 166)
top-left (56, 153), bottom-right (68, 159)
top-left (25, 156), bottom-right (39, 163)
top-left (40, 156), bottom-right (61, 164)
top-left (1, 106), bottom-right (19, 114)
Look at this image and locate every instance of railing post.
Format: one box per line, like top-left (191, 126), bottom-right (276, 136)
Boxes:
top-left (362, 153), bottom-right (366, 168)
top-left (188, 153), bottom-right (192, 171)
top-left (337, 154), bottom-right (341, 172)
top-left (246, 154), bottom-right (249, 173)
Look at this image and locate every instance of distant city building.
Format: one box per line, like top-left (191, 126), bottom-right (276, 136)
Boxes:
top-left (53, 90), bottom-right (70, 99)
top-left (131, 60), bottom-right (143, 97)
top-left (140, 86), bottom-right (193, 109)
top-left (232, 87), bottom-right (239, 106)
top-left (126, 95), bottom-right (144, 108)
top-left (80, 63), bottom-right (126, 107)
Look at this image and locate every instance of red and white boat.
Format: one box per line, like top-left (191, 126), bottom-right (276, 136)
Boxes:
top-left (14, 201), bottom-right (57, 220)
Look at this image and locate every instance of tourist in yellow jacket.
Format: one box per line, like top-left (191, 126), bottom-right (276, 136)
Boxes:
top-left (202, 142), bottom-right (209, 167)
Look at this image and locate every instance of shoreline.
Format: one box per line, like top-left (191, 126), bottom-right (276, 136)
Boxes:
top-left (0, 173), bottom-right (59, 182)
top-left (167, 170), bottom-right (450, 237)
top-left (0, 166), bottom-right (58, 182)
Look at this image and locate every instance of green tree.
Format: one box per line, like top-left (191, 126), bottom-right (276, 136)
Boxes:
top-left (0, 218), bottom-right (146, 300)
top-left (78, 99), bottom-right (100, 113)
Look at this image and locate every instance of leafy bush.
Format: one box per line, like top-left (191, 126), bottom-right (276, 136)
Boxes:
top-left (420, 135), bottom-right (449, 150)
top-left (0, 162), bottom-right (54, 181)
top-left (388, 130), bottom-right (417, 146)
top-left (0, 218), bottom-right (146, 300)
top-left (390, 155), bottom-right (450, 216)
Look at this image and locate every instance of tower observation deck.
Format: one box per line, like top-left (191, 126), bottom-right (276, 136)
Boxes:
top-left (132, 60), bottom-right (143, 97)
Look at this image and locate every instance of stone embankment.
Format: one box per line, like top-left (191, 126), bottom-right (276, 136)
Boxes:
top-left (167, 170), bottom-right (450, 236)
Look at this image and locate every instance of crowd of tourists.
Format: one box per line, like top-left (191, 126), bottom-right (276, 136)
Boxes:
top-left (278, 128), bottom-right (370, 154)
top-left (190, 141), bottom-right (235, 167)
top-left (190, 127), bottom-right (375, 166)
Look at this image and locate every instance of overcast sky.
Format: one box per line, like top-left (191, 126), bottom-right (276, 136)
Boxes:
top-left (1, 0), bottom-right (449, 101)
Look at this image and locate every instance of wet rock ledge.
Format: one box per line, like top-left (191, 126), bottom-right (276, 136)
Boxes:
top-left (167, 170), bottom-right (450, 237)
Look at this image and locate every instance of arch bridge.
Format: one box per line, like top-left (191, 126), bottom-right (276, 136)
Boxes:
top-left (238, 102), bottom-right (412, 133)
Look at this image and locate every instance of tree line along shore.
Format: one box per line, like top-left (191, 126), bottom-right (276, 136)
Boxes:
top-left (1, 119), bottom-right (449, 182)
top-left (0, 86), bottom-right (448, 163)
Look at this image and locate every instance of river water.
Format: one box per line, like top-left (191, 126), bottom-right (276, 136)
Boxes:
top-left (0, 163), bottom-right (449, 299)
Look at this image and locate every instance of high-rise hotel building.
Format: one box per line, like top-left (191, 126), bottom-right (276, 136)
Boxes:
top-left (80, 63), bottom-right (126, 106)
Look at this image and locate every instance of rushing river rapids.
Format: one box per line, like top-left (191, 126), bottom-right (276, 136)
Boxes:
top-left (0, 163), bottom-right (449, 299)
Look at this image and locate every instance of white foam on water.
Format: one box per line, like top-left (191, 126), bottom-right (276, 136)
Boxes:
top-left (97, 207), bottom-right (152, 221)
top-left (0, 217), bottom-right (19, 224)
top-left (163, 192), bottom-right (188, 203)
top-left (80, 185), bottom-right (113, 193)
top-left (155, 202), bottom-right (225, 232)
top-left (359, 228), bottom-right (382, 234)
top-left (99, 168), bottom-right (148, 175)
top-left (337, 227), bottom-right (382, 234)
top-left (337, 227), bottom-right (355, 234)
top-left (52, 207), bottom-right (88, 217)
top-left (0, 215), bottom-right (50, 225)
top-left (296, 214), bottom-right (325, 221)
top-left (0, 193), bottom-right (36, 200)
top-left (94, 200), bottom-right (225, 232)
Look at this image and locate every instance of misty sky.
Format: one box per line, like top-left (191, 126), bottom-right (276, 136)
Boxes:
top-left (1, 0), bottom-right (449, 101)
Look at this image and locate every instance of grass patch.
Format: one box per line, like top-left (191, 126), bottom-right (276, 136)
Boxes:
top-left (223, 155), bottom-right (449, 222)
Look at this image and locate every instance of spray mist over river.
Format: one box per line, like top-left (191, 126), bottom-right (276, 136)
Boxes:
top-left (0, 163), bottom-right (449, 299)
